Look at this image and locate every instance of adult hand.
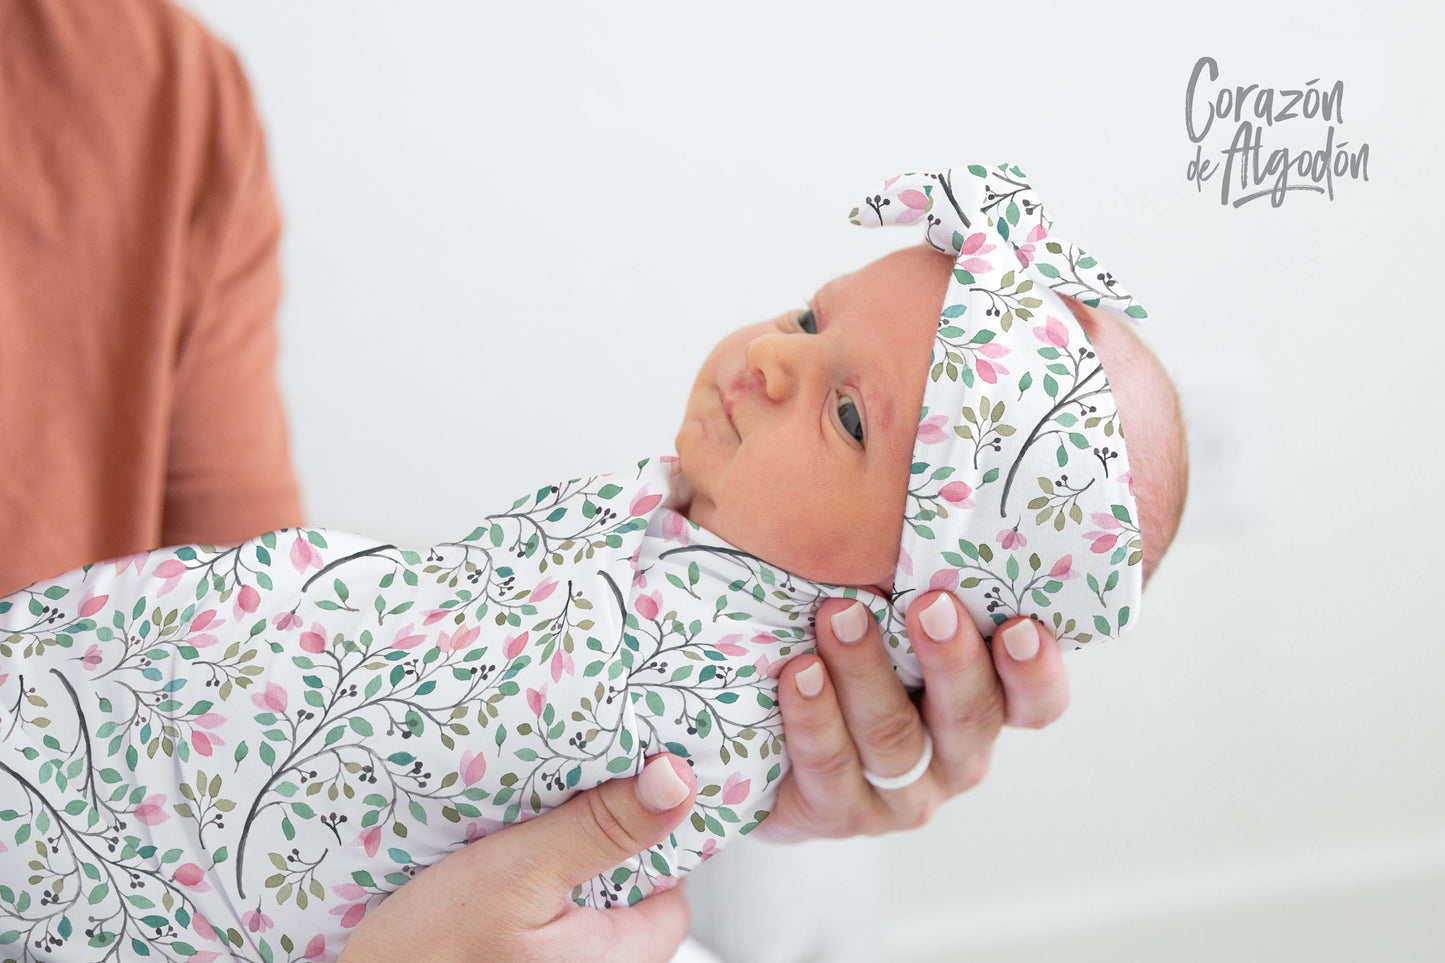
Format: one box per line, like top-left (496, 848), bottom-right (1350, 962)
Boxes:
top-left (758, 592), bottom-right (1068, 842)
top-left (339, 754), bottom-right (698, 963)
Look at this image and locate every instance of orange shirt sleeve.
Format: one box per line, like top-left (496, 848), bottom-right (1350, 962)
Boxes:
top-left (162, 40), bottom-right (304, 547)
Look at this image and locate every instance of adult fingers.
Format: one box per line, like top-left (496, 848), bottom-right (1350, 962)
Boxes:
top-left (813, 597), bottom-right (933, 793)
top-left (550, 881), bottom-right (692, 963)
top-left (991, 617), bottom-right (1071, 729)
top-left (758, 652), bottom-right (870, 841)
top-left (905, 591), bottom-right (1007, 797)
top-left (492, 753), bottom-right (698, 927)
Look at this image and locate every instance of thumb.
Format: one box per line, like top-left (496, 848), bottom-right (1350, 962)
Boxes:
top-left (499, 753), bottom-right (697, 925)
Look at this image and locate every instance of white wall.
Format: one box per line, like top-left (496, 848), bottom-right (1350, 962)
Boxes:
top-left (185, 1), bottom-right (1445, 959)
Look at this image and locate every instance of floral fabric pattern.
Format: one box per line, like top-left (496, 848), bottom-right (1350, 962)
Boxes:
top-left (855, 165), bottom-right (1148, 649)
top-left (1, 457), bottom-right (904, 963)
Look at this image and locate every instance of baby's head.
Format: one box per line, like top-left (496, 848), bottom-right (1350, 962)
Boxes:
top-left (676, 165), bottom-right (1187, 641)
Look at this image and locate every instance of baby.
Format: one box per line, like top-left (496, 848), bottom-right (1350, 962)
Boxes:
top-left (0, 165), bottom-right (1185, 963)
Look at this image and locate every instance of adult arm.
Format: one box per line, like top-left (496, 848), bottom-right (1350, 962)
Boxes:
top-left (760, 592), bottom-right (1069, 841)
top-left (339, 755), bottom-right (698, 963)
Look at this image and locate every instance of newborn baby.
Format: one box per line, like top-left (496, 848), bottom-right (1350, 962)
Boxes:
top-left (0, 165), bottom-right (1185, 963)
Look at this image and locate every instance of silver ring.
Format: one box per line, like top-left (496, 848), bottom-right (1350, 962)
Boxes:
top-left (862, 731), bottom-right (933, 791)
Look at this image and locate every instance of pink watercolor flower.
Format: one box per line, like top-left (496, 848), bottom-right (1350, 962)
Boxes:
top-left (713, 634), bottom-right (747, 657)
top-left (629, 487), bottom-right (663, 517)
top-left (959, 256), bottom-right (994, 275)
top-left (81, 645), bottom-right (104, 671)
top-left (1122, 470), bottom-right (1136, 497)
top-left (928, 569), bottom-right (960, 593)
top-left (660, 509), bottom-right (690, 545)
top-left (973, 357), bottom-right (1008, 384)
top-left (897, 546), bottom-right (914, 577)
top-left (242, 910), bottom-right (274, 934)
top-left (1087, 533), bottom-right (1119, 553)
top-left (439, 624), bottom-right (480, 653)
top-left (939, 481), bottom-right (974, 507)
top-left (550, 649), bottom-right (574, 682)
top-left (652, 875), bottom-right (680, 893)
top-left (459, 749), bottom-right (487, 787)
top-left (464, 822), bottom-right (487, 843)
top-left (172, 862), bottom-right (210, 892)
top-left (191, 610), bottom-right (222, 633)
top-left (635, 590), bottom-right (662, 621)
top-left (113, 551), bottom-right (150, 575)
top-left (334, 883), bottom-right (368, 901)
top-left (191, 911), bottom-right (218, 942)
top-left (1034, 317), bottom-right (1070, 350)
top-left (999, 527), bottom-right (1027, 550)
top-left (154, 559), bottom-right (187, 597)
top-left (629, 545), bottom-right (647, 588)
top-left (78, 591), bottom-right (109, 618)
top-left (530, 578), bottom-right (559, 604)
top-left (752, 654), bottom-right (786, 679)
top-left (250, 682), bottom-right (287, 715)
top-left (188, 633), bottom-right (221, 649)
top-left (915, 413), bottom-right (949, 445)
top-left (894, 188), bottom-right (929, 224)
top-left (698, 839), bottom-right (720, 861)
top-left (190, 731), bottom-right (224, 757)
top-left (299, 622), bottom-right (328, 654)
top-left (1014, 244), bottom-right (1036, 268)
top-left (959, 232), bottom-right (996, 256)
top-left (1027, 223), bottom-right (1049, 243)
top-left (357, 826), bottom-right (382, 858)
top-left (1090, 512), bottom-right (1122, 530)
top-left (188, 952), bottom-right (223, 963)
top-left (233, 584), bottom-right (260, 619)
top-left (423, 608), bottom-right (450, 626)
top-left (976, 341), bottom-right (1011, 360)
top-left (272, 611), bottom-right (302, 631)
top-left (526, 686), bottom-right (548, 719)
top-left (133, 794), bottom-right (169, 826)
top-left (1049, 555), bottom-right (1077, 580)
top-left (291, 535), bottom-right (323, 574)
top-left (192, 713), bottom-right (226, 729)
top-left (503, 631), bottom-right (530, 660)
top-left (721, 771), bottom-right (751, 806)
top-left (332, 896), bottom-right (367, 925)
top-left (303, 934), bottom-right (328, 961)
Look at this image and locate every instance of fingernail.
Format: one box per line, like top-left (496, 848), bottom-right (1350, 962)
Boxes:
top-left (919, 594), bottom-right (958, 643)
top-left (637, 756), bottom-right (691, 813)
top-left (795, 662), bottom-right (825, 698)
top-left (1002, 619), bottom-right (1039, 662)
top-left (830, 600), bottom-right (869, 644)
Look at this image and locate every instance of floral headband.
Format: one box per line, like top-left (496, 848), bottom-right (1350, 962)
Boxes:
top-left (853, 164), bottom-right (1147, 651)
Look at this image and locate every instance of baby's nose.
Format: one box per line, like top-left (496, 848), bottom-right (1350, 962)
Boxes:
top-left (745, 333), bottom-right (808, 402)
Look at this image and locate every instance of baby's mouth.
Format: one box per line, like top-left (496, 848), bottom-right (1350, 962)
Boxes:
top-left (719, 388), bottom-right (739, 438)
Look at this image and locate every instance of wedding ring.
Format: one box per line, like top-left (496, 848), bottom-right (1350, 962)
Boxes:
top-left (861, 731), bottom-right (933, 791)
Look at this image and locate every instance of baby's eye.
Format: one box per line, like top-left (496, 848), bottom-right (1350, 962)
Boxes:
top-left (837, 395), bottom-right (864, 446)
top-left (796, 308), bottom-right (818, 334)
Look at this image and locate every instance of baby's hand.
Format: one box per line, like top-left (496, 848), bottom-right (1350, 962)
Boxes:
top-left (757, 592), bottom-right (1068, 841)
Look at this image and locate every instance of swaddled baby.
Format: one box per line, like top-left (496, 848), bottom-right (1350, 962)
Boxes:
top-left (0, 165), bottom-right (1186, 963)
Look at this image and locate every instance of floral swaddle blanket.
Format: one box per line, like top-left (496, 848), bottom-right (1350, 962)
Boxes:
top-left (0, 456), bottom-right (907, 963)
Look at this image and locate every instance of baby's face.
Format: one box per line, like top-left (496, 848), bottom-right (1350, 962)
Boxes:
top-left (675, 247), bottom-right (950, 589)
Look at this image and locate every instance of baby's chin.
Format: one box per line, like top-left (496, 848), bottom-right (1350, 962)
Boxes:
top-left (674, 489), bottom-right (896, 597)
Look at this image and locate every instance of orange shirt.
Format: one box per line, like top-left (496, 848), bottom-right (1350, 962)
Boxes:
top-left (0, 0), bottom-right (303, 596)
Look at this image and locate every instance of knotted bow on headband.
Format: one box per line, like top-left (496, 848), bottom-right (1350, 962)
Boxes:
top-left (854, 164), bottom-right (1147, 651)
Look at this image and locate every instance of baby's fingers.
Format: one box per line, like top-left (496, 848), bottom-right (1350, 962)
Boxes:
top-left (991, 617), bottom-right (1069, 728)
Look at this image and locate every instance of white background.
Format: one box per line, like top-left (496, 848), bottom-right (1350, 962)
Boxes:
top-left (187, 2), bottom-right (1444, 959)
